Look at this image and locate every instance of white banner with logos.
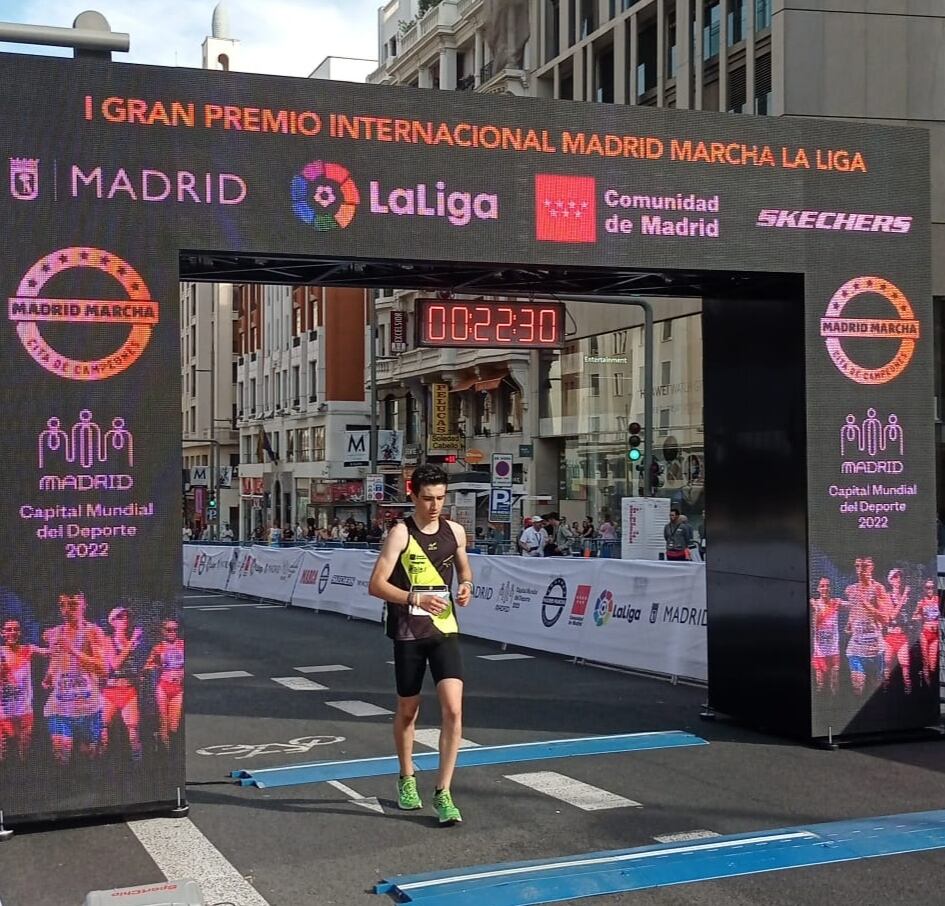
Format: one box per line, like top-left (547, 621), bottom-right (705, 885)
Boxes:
top-left (184, 547), bottom-right (707, 679)
top-left (460, 556), bottom-right (707, 680)
top-left (186, 545), bottom-right (237, 591)
top-left (226, 545), bottom-right (305, 603)
top-left (182, 548), bottom-right (194, 586)
top-left (292, 549), bottom-right (383, 623)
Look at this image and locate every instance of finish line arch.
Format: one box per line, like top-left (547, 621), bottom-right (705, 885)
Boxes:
top-left (0, 51), bottom-right (934, 825)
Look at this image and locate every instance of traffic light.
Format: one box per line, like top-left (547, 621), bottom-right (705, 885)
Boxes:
top-left (627, 421), bottom-right (643, 464)
top-left (208, 494), bottom-right (218, 514)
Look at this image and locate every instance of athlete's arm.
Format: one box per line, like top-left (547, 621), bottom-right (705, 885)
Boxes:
top-left (448, 521), bottom-right (473, 606)
top-left (367, 523), bottom-right (448, 615)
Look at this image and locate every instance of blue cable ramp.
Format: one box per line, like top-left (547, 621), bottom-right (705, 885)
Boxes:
top-left (232, 730), bottom-right (706, 788)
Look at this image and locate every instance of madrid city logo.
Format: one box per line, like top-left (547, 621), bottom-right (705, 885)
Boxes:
top-left (10, 157), bottom-right (38, 201)
top-left (820, 277), bottom-right (918, 385)
top-left (8, 247), bottom-right (158, 380)
top-left (292, 160), bottom-right (359, 231)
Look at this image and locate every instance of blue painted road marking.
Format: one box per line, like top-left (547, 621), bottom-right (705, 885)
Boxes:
top-left (232, 730), bottom-right (706, 788)
top-left (375, 810), bottom-right (945, 904)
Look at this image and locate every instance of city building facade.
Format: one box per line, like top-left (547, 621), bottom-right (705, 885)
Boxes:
top-left (368, 0), bottom-right (945, 530)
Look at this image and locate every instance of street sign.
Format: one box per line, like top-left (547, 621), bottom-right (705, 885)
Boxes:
top-left (465, 448), bottom-right (485, 464)
top-left (492, 453), bottom-right (513, 487)
top-left (344, 429), bottom-right (369, 467)
top-left (518, 444), bottom-right (533, 458)
top-left (366, 474), bottom-right (385, 502)
top-left (489, 487), bottom-right (512, 523)
top-left (189, 466), bottom-right (209, 487)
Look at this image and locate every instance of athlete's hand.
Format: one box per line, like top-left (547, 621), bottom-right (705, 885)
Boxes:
top-left (420, 594), bottom-right (450, 615)
top-left (456, 584), bottom-right (472, 606)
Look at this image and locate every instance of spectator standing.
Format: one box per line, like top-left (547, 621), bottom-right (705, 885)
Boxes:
top-left (664, 508), bottom-right (692, 561)
top-left (518, 516), bottom-right (545, 557)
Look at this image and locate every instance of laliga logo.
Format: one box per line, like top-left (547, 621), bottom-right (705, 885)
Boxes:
top-left (8, 247), bottom-right (158, 380)
top-left (820, 277), bottom-right (918, 385)
top-left (292, 161), bottom-right (359, 231)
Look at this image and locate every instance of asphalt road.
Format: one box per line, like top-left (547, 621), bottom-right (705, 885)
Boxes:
top-left (2, 591), bottom-right (944, 906)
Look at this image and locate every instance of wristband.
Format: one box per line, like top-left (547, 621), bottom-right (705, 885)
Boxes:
top-left (459, 580), bottom-right (473, 591)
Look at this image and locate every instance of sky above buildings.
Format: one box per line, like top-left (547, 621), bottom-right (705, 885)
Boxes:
top-left (0, 0), bottom-right (378, 76)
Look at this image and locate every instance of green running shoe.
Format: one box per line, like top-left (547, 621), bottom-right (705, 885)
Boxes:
top-left (397, 775), bottom-right (422, 810)
top-left (433, 788), bottom-right (462, 825)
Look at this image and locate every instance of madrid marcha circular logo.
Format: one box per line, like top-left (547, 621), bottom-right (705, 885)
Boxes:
top-left (318, 562), bottom-right (330, 594)
top-left (291, 161), bottom-right (359, 231)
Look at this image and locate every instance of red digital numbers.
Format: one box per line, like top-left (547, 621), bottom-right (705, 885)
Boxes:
top-left (419, 300), bottom-right (562, 348)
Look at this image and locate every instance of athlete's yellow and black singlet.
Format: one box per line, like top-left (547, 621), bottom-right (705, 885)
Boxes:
top-left (386, 517), bottom-right (458, 640)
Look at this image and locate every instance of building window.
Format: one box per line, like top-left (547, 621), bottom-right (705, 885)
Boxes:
top-left (498, 381), bottom-right (523, 433)
top-left (614, 373), bottom-right (624, 396)
top-left (589, 415), bottom-right (601, 434)
top-left (299, 428), bottom-right (311, 462)
top-left (309, 360), bottom-right (318, 401)
top-left (264, 375), bottom-right (269, 410)
top-left (659, 408), bottom-right (670, 436)
top-left (637, 23), bottom-right (657, 96)
top-left (292, 366), bottom-right (300, 404)
top-left (703, 1), bottom-right (720, 60)
top-left (580, 0), bottom-right (596, 39)
top-left (595, 45), bottom-right (614, 103)
top-left (661, 361), bottom-right (672, 387)
top-left (545, 0), bottom-right (560, 60)
top-left (312, 426), bottom-right (325, 461)
top-left (474, 390), bottom-right (493, 435)
top-left (590, 373), bottom-right (601, 397)
top-left (755, 0), bottom-right (771, 31)
top-left (383, 395), bottom-right (399, 430)
top-left (728, 0), bottom-right (746, 44)
top-left (754, 53), bottom-right (772, 114)
top-left (667, 12), bottom-right (677, 78)
top-left (250, 378), bottom-right (256, 413)
top-left (662, 320), bottom-right (673, 341)
top-left (728, 66), bottom-right (747, 113)
top-left (406, 393), bottom-right (420, 445)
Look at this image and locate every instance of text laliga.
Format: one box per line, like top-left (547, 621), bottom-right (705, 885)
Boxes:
top-left (369, 180), bottom-right (498, 227)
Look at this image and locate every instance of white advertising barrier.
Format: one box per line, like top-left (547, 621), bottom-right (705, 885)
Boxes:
top-left (226, 545), bottom-right (305, 603)
top-left (292, 548), bottom-right (382, 623)
top-left (621, 497), bottom-right (670, 560)
top-left (182, 546), bottom-right (193, 586)
top-left (462, 555), bottom-right (707, 681)
top-left (186, 545), bottom-right (237, 592)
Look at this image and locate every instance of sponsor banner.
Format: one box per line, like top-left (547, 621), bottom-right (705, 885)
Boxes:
top-left (183, 546), bottom-right (194, 586)
top-left (227, 545), bottom-right (304, 603)
top-left (344, 429), bottom-right (369, 467)
top-left (454, 555), bottom-right (708, 680)
top-left (292, 549), bottom-right (381, 622)
top-left (185, 550), bottom-right (707, 679)
top-left (187, 545), bottom-right (237, 591)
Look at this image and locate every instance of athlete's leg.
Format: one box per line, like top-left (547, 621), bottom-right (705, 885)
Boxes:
top-left (121, 695), bottom-right (142, 759)
top-left (166, 690), bottom-right (183, 739)
top-left (154, 685), bottom-right (170, 748)
top-left (829, 656), bottom-right (840, 695)
top-left (393, 641), bottom-right (426, 778)
top-left (100, 692), bottom-right (118, 754)
top-left (15, 714), bottom-right (34, 761)
top-left (48, 716), bottom-right (73, 765)
top-left (0, 718), bottom-right (11, 761)
top-left (848, 656), bottom-right (865, 696)
top-left (434, 678), bottom-right (463, 792)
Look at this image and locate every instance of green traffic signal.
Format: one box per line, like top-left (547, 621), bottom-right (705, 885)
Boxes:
top-left (627, 420), bottom-right (643, 462)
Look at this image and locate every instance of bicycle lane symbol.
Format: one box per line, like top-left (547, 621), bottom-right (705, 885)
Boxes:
top-left (196, 734), bottom-right (345, 759)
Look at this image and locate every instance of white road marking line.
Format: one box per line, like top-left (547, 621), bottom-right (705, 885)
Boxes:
top-left (183, 601), bottom-right (263, 610)
top-left (654, 830), bottom-right (721, 843)
top-left (326, 700), bottom-right (393, 717)
top-left (327, 780), bottom-right (384, 814)
top-left (478, 653), bottom-right (534, 661)
top-left (128, 817), bottom-right (272, 906)
top-left (400, 832), bottom-right (819, 891)
top-left (197, 606), bottom-right (232, 611)
top-left (272, 677), bottom-right (329, 691)
top-left (182, 594), bottom-right (226, 599)
top-left (505, 771), bottom-right (642, 811)
top-left (193, 671), bottom-right (253, 680)
top-left (295, 664), bottom-right (352, 674)
top-left (412, 728), bottom-right (480, 750)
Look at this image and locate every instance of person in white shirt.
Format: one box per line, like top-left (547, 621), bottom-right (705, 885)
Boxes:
top-left (518, 516), bottom-right (545, 557)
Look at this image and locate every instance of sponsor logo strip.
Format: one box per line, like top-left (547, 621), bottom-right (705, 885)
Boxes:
top-left (232, 730), bottom-right (706, 788)
top-left (376, 811), bottom-right (945, 903)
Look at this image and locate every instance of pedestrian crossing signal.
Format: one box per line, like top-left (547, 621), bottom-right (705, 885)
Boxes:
top-left (627, 421), bottom-right (643, 462)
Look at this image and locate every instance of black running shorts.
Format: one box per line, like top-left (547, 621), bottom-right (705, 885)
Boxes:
top-left (393, 634), bottom-right (464, 698)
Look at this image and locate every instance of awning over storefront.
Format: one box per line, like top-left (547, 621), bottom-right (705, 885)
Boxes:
top-left (475, 374), bottom-right (506, 392)
top-left (450, 375), bottom-right (478, 392)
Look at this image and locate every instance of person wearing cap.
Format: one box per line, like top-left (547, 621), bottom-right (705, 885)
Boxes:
top-left (101, 606), bottom-right (145, 760)
top-left (518, 516), bottom-right (545, 557)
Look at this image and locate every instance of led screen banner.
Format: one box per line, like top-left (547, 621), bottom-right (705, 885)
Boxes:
top-left (0, 51), bottom-right (933, 821)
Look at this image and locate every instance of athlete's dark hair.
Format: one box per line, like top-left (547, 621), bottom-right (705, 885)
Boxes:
top-left (410, 464), bottom-right (449, 493)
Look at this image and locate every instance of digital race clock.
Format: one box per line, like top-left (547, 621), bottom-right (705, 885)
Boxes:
top-left (416, 299), bottom-right (564, 348)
